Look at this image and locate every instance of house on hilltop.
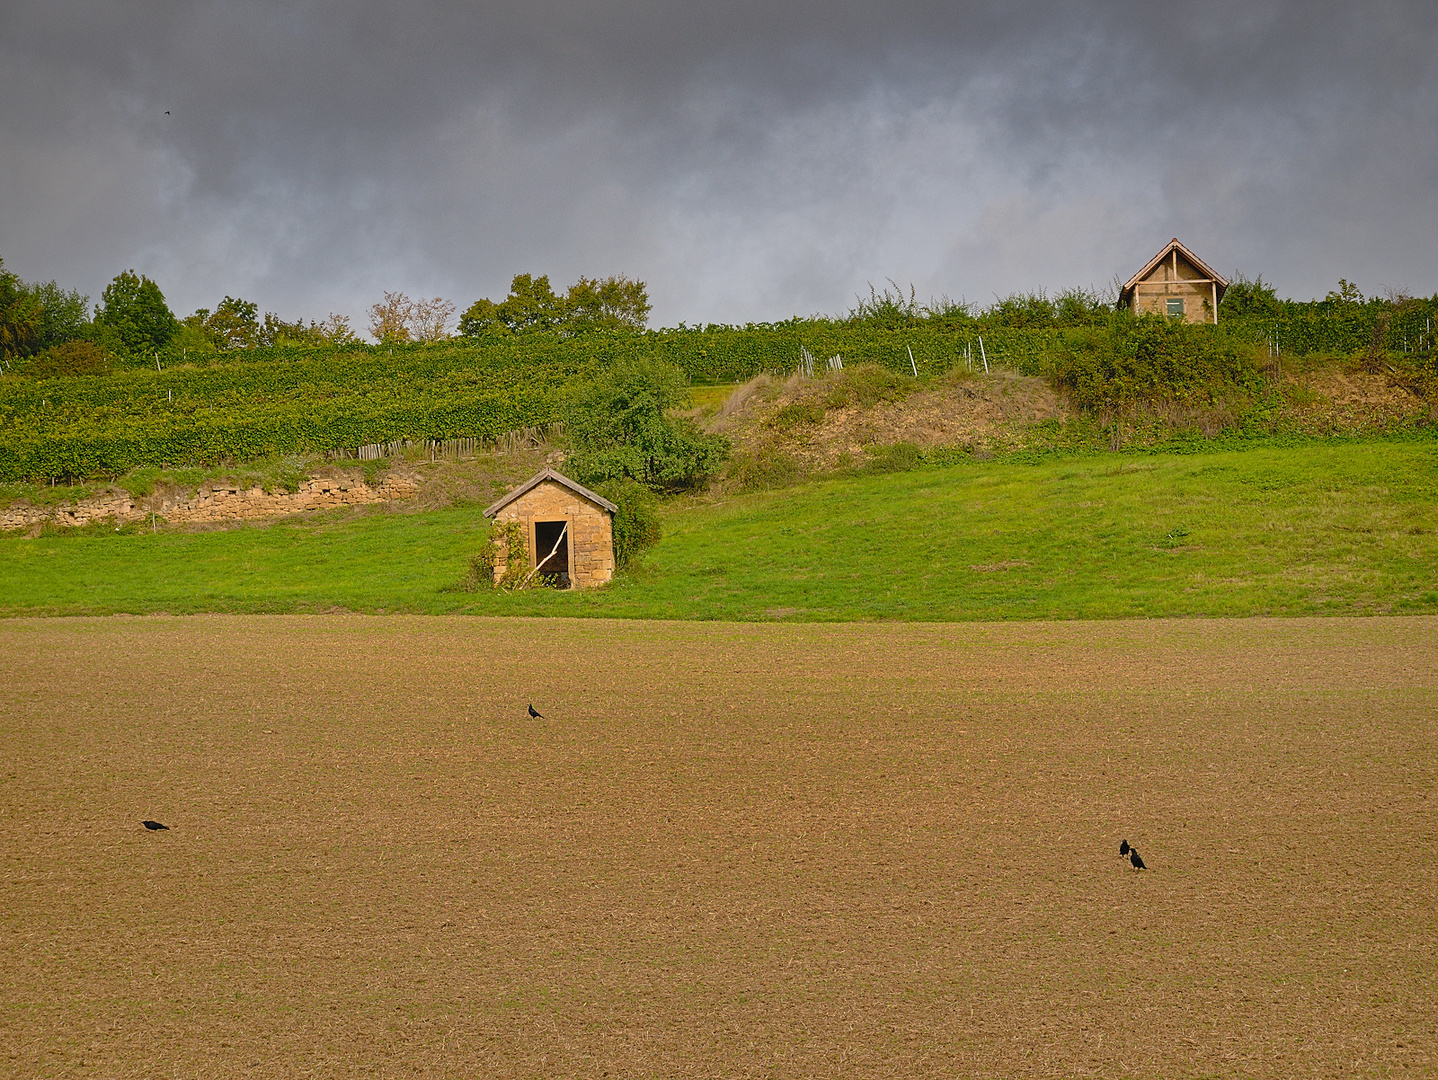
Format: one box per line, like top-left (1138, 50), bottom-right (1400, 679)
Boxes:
top-left (1119, 239), bottom-right (1228, 325)
top-left (483, 467), bottom-right (617, 588)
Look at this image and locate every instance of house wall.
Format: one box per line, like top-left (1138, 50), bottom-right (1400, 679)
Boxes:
top-left (491, 478), bottom-right (615, 588)
top-left (1127, 251), bottom-right (1220, 325)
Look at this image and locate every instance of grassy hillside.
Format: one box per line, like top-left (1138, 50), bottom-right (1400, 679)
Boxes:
top-left (0, 323), bottom-right (1083, 483)
top-left (2, 436), bottom-right (1433, 620)
top-left (7, 304), bottom-right (1433, 484)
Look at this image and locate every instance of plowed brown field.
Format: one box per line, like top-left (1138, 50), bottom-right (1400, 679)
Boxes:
top-left (2, 615), bottom-right (1435, 1078)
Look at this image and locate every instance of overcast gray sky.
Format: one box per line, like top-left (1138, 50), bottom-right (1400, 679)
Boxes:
top-left (2, 1), bottom-right (1435, 330)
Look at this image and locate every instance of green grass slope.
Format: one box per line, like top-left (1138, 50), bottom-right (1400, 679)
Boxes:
top-left (2, 438), bottom-right (1434, 620)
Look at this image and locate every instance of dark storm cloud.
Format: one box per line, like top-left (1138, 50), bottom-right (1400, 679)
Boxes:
top-left (1, 1), bottom-right (1435, 329)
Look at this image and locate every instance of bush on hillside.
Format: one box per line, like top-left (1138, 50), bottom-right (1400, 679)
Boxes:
top-left (1051, 316), bottom-right (1263, 409)
top-left (865, 441), bottom-right (922, 473)
top-left (562, 359), bottom-right (729, 491)
top-left (1220, 274), bottom-right (1282, 320)
top-left (727, 444), bottom-right (806, 491)
top-left (25, 339), bottom-right (112, 378)
top-left (594, 478), bottom-right (663, 570)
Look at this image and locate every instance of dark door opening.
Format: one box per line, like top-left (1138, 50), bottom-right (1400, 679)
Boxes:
top-left (533, 520), bottom-right (570, 584)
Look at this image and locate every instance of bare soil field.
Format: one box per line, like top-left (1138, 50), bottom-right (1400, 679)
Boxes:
top-left (1, 615), bottom-right (1434, 1078)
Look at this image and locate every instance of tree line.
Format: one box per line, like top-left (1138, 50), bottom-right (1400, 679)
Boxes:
top-left (0, 258), bottom-right (368, 376)
top-left (0, 258), bottom-right (654, 376)
top-left (5, 252), bottom-right (1433, 382)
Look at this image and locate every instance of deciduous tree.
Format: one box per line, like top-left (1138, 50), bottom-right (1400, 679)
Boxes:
top-left (369, 291), bottom-right (414, 343)
top-left (202, 296), bottom-right (261, 349)
top-left (0, 258), bottom-right (43, 367)
top-left (26, 281), bottom-right (91, 349)
top-left (318, 313), bottom-right (360, 345)
top-left (368, 293), bottom-right (457, 343)
top-left (459, 273), bottom-right (650, 337)
top-left (410, 296), bottom-right (457, 342)
top-left (95, 270), bottom-right (178, 357)
top-left (566, 275), bottom-right (651, 332)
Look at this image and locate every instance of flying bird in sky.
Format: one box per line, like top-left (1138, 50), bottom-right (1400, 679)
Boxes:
top-left (4, 3), bottom-right (1431, 331)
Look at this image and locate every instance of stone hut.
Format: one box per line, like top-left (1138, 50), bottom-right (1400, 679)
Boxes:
top-left (483, 468), bottom-right (617, 588)
top-left (1119, 239), bottom-right (1228, 325)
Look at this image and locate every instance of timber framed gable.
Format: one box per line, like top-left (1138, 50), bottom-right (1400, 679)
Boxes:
top-left (1119, 239), bottom-right (1228, 325)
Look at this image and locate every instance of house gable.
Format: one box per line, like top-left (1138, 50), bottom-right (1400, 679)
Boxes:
top-left (1119, 239), bottom-right (1229, 325)
top-left (484, 467), bottom-right (618, 518)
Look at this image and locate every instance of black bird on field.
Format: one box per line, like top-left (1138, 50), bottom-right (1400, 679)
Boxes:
top-left (528, 703), bottom-right (544, 719)
top-left (1129, 848), bottom-right (1146, 870)
top-left (142, 820), bottom-right (169, 831)
top-left (1119, 839), bottom-right (1130, 857)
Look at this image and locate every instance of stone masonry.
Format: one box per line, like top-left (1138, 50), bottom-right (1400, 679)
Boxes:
top-left (486, 471), bottom-right (615, 589)
top-left (1, 472), bottom-right (419, 531)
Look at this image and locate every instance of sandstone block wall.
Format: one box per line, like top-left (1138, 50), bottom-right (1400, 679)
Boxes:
top-left (1, 472), bottom-right (419, 531)
top-left (491, 479), bottom-right (615, 588)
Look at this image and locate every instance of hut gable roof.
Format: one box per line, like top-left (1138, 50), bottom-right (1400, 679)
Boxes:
top-left (483, 467), bottom-right (619, 518)
top-left (1120, 238), bottom-right (1228, 301)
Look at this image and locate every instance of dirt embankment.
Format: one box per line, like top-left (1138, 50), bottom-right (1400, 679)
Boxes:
top-left (1284, 368), bottom-right (1436, 433)
top-left (705, 368), bottom-right (1064, 473)
top-left (702, 362), bottom-right (1434, 481)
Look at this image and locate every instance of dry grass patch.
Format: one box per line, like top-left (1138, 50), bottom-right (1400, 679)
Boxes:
top-left (709, 367), bottom-right (1065, 480)
top-left (1283, 369), bottom-right (1435, 434)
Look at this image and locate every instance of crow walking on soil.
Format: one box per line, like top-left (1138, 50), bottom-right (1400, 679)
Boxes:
top-left (1129, 848), bottom-right (1146, 870)
top-left (1119, 839), bottom-right (1130, 857)
top-left (528, 704), bottom-right (544, 719)
top-left (142, 820), bottom-right (169, 831)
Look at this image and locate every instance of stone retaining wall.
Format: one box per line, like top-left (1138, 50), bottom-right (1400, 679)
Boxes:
top-left (1, 472), bottom-right (420, 531)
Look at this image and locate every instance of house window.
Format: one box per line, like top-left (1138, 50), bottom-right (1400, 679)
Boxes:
top-left (1166, 297), bottom-right (1185, 317)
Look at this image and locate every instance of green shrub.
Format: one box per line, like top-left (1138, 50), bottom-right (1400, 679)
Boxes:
top-left (563, 359), bottom-right (730, 491)
top-left (25, 340), bottom-right (111, 378)
top-left (769, 401), bottom-right (826, 431)
top-left (866, 441), bottom-right (922, 473)
top-left (728, 446), bottom-right (806, 491)
top-left (455, 519), bottom-right (530, 591)
top-left (595, 478), bottom-right (662, 569)
top-left (1051, 317), bottom-right (1263, 409)
top-left (272, 454), bottom-right (310, 495)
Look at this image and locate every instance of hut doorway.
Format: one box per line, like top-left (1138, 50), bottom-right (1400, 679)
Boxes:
top-left (533, 519), bottom-right (571, 583)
